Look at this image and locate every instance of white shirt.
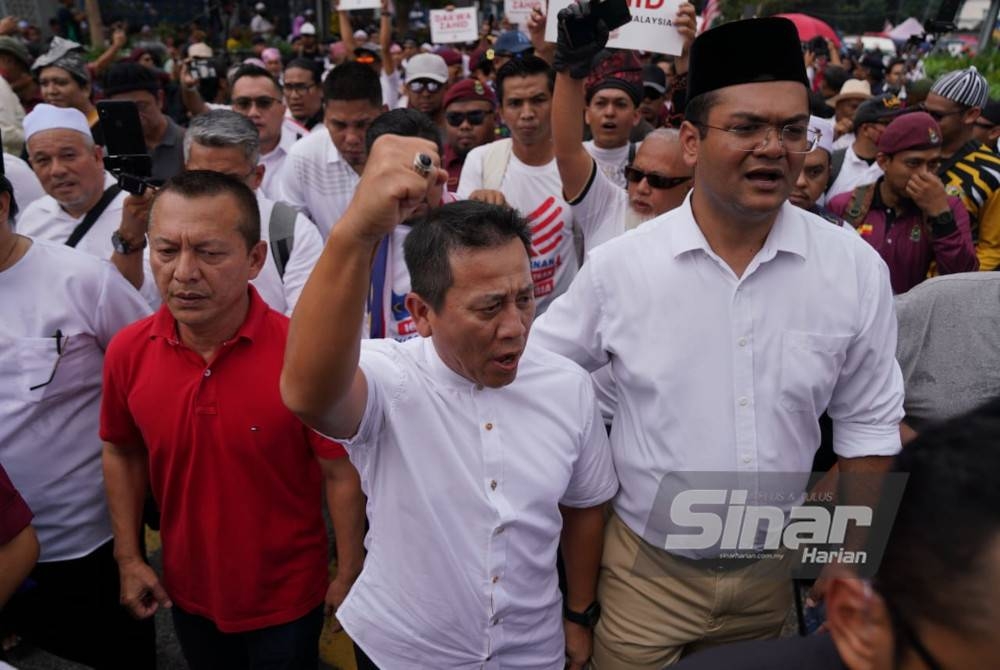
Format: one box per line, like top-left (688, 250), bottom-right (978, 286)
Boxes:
top-left (583, 140), bottom-right (632, 190)
top-left (827, 144), bottom-right (883, 200)
top-left (3, 152), bottom-right (45, 221)
top-left (336, 337), bottom-right (617, 670)
top-left (569, 161), bottom-right (649, 254)
top-left (381, 70), bottom-right (402, 111)
top-left (276, 129), bottom-right (360, 240)
top-left (458, 148), bottom-right (591, 315)
top-left (16, 172), bottom-right (159, 305)
top-left (532, 197), bottom-right (904, 552)
top-left (259, 119), bottom-right (306, 201)
top-left (0, 75), bottom-right (25, 156)
top-left (0, 239), bottom-right (150, 561)
top-left (252, 192), bottom-right (323, 316)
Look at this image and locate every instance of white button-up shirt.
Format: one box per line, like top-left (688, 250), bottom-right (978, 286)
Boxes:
top-left (258, 118), bottom-right (306, 201)
top-left (252, 192), bottom-right (323, 316)
top-left (336, 337), bottom-right (618, 669)
top-left (0, 239), bottom-right (150, 561)
top-left (275, 129), bottom-right (360, 240)
top-left (532, 197), bottom-right (903, 548)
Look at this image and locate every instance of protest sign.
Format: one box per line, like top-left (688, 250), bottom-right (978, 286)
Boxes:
top-left (337, 0), bottom-right (381, 11)
top-left (504, 0), bottom-right (538, 25)
top-left (544, 0), bottom-right (684, 56)
top-left (431, 7), bottom-right (479, 43)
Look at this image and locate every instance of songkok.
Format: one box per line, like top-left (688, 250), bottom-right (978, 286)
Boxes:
top-left (32, 37), bottom-right (90, 85)
top-left (24, 103), bottom-right (92, 144)
top-left (931, 66), bottom-right (990, 109)
top-left (687, 17), bottom-right (807, 103)
top-left (877, 111), bottom-right (942, 155)
top-left (443, 78), bottom-right (497, 109)
top-left (585, 50), bottom-right (643, 106)
top-left (104, 62), bottom-right (161, 96)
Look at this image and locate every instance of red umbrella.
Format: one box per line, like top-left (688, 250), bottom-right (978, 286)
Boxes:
top-left (775, 13), bottom-right (842, 48)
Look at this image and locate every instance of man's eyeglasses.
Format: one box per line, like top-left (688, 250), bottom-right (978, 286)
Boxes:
top-left (623, 165), bottom-right (692, 190)
top-left (920, 104), bottom-right (965, 122)
top-left (29, 330), bottom-right (64, 391)
top-left (697, 122), bottom-right (821, 154)
top-left (283, 83), bottom-right (316, 95)
top-left (408, 79), bottom-right (443, 93)
top-left (446, 110), bottom-right (489, 127)
top-left (232, 96), bottom-right (282, 112)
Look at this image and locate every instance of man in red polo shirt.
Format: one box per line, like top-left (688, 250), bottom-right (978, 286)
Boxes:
top-left (100, 170), bottom-right (365, 669)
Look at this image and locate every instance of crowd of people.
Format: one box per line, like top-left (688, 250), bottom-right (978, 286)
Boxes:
top-left (1, 2), bottom-right (999, 670)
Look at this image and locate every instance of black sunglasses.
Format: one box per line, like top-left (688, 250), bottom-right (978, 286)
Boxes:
top-left (920, 103), bottom-right (965, 122)
top-left (232, 96), bottom-right (281, 112)
top-left (624, 165), bottom-right (691, 190)
top-left (445, 110), bottom-right (489, 127)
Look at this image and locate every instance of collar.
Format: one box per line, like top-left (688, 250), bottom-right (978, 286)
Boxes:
top-left (668, 194), bottom-right (808, 261)
top-left (443, 143), bottom-right (464, 168)
top-left (325, 132), bottom-right (343, 165)
top-left (421, 335), bottom-right (481, 391)
top-left (870, 176), bottom-right (918, 216)
top-left (150, 285), bottom-right (268, 346)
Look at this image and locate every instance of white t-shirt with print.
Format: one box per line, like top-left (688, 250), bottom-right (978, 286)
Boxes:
top-left (583, 140), bottom-right (633, 190)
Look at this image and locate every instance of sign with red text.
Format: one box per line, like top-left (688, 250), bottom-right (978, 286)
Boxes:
top-left (431, 7), bottom-right (479, 43)
top-left (505, 0), bottom-right (538, 25)
top-left (337, 0), bottom-right (381, 11)
top-left (544, 0), bottom-right (683, 56)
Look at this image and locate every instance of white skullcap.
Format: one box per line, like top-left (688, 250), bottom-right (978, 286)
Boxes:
top-left (24, 103), bottom-right (92, 144)
top-left (809, 115), bottom-right (834, 156)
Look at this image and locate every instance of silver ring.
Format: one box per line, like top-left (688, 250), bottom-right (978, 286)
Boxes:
top-left (412, 152), bottom-right (433, 177)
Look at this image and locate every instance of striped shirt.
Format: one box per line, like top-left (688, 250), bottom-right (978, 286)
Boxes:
top-left (939, 141), bottom-right (1000, 271)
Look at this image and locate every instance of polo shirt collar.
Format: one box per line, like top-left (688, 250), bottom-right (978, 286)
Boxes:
top-left (279, 124), bottom-right (299, 154)
top-left (150, 285), bottom-right (268, 345)
top-left (421, 336), bottom-right (479, 391)
top-left (668, 195), bottom-right (808, 261)
top-left (326, 133), bottom-right (342, 165)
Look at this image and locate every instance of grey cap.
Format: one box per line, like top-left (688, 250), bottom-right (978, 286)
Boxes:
top-left (0, 36), bottom-right (31, 68)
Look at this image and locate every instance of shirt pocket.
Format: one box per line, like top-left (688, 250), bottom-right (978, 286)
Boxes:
top-left (16, 334), bottom-right (97, 404)
top-left (779, 331), bottom-right (852, 414)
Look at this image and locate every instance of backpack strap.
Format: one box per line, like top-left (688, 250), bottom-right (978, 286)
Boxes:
top-left (827, 148), bottom-right (847, 192)
top-left (843, 183), bottom-right (877, 229)
top-left (66, 184), bottom-right (122, 248)
top-left (268, 201), bottom-right (297, 280)
top-left (481, 138), bottom-right (513, 191)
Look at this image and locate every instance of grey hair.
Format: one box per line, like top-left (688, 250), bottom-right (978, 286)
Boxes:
top-left (183, 109), bottom-right (260, 165)
top-left (645, 127), bottom-right (681, 143)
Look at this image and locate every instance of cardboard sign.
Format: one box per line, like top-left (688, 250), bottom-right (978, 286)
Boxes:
top-left (337, 0), bottom-right (381, 10)
top-left (430, 7), bottom-right (479, 43)
top-left (504, 0), bottom-right (539, 25)
top-left (544, 0), bottom-right (684, 56)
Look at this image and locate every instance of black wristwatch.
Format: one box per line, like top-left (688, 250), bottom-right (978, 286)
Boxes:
top-left (112, 230), bottom-right (147, 255)
top-left (564, 601), bottom-right (601, 627)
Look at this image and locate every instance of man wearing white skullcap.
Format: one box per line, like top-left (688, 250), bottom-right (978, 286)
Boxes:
top-left (17, 104), bottom-right (158, 304)
top-left (924, 66), bottom-right (1000, 270)
top-left (788, 115), bottom-right (849, 225)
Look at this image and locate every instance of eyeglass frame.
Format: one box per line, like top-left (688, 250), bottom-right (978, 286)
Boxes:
top-left (623, 165), bottom-right (692, 190)
top-left (231, 95), bottom-right (283, 112)
top-left (919, 103), bottom-right (967, 122)
top-left (29, 330), bottom-right (65, 391)
top-left (695, 121), bottom-right (822, 154)
top-left (283, 82), bottom-right (317, 96)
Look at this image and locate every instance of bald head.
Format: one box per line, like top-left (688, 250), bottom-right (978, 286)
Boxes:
top-left (627, 129), bottom-right (692, 223)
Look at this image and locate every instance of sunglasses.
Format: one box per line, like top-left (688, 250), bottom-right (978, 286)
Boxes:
top-left (408, 79), bottom-right (443, 93)
top-left (446, 110), bottom-right (489, 127)
top-left (624, 165), bottom-right (691, 190)
top-left (920, 104), bottom-right (965, 122)
top-left (232, 95), bottom-right (281, 112)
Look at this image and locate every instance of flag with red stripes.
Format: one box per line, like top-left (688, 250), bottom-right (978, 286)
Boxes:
top-left (699, 0), bottom-right (720, 34)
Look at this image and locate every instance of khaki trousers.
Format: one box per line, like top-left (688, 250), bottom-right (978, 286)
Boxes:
top-left (591, 512), bottom-right (793, 669)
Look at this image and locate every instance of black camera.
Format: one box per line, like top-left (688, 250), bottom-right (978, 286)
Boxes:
top-left (97, 101), bottom-right (154, 196)
top-left (189, 58), bottom-right (216, 81)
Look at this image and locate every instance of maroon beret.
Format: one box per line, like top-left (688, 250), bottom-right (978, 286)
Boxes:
top-left (877, 111), bottom-right (943, 155)
top-left (443, 78), bottom-right (497, 110)
top-left (437, 48), bottom-right (462, 67)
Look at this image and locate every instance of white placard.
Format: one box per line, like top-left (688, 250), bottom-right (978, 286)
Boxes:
top-left (430, 7), bottom-right (480, 44)
top-left (504, 0), bottom-right (539, 25)
top-left (337, 0), bottom-right (381, 10)
top-left (544, 0), bottom-right (683, 56)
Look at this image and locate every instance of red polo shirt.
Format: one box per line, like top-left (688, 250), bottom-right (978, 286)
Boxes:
top-left (100, 287), bottom-right (345, 632)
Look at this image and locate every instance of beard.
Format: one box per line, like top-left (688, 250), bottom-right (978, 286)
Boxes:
top-left (625, 206), bottom-right (656, 231)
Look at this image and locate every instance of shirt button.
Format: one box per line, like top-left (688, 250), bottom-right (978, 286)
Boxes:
top-left (743, 455), bottom-right (752, 463)
top-left (490, 480), bottom-right (497, 491)
top-left (738, 396), bottom-right (749, 406)
top-left (485, 422), bottom-right (493, 431)
top-left (738, 337), bottom-right (747, 347)
top-left (492, 575), bottom-right (499, 584)
top-left (204, 369), bottom-right (212, 377)
top-left (475, 384), bottom-right (484, 391)
top-left (495, 526), bottom-right (504, 534)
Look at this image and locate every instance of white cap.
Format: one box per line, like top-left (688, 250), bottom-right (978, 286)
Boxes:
top-left (300, 22), bottom-right (316, 36)
top-left (255, 2), bottom-right (266, 10)
top-left (809, 115), bottom-right (834, 156)
top-left (353, 29), bottom-right (368, 41)
top-left (188, 42), bottom-right (213, 58)
top-left (404, 53), bottom-right (448, 84)
top-left (24, 103), bottom-right (92, 144)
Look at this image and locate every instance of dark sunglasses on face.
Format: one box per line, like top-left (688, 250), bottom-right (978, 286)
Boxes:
top-left (232, 96), bottom-right (281, 112)
top-left (446, 110), bottom-right (489, 127)
top-left (920, 103), bottom-right (964, 122)
top-left (408, 79), bottom-right (442, 93)
top-left (624, 165), bottom-right (692, 190)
